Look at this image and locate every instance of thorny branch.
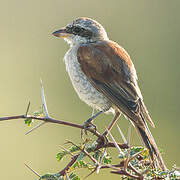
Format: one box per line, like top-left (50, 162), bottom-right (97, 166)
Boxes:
top-left (0, 114), bottom-right (128, 150)
top-left (1, 81), bottom-right (179, 180)
top-left (58, 155), bottom-right (79, 176)
top-left (0, 114), bottom-right (101, 135)
top-left (0, 109), bottom-right (151, 179)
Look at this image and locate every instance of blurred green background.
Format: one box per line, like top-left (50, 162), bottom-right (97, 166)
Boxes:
top-left (0, 0), bottom-right (179, 179)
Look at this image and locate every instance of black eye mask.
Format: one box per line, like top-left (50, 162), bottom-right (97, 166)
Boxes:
top-left (66, 26), bottom-right (93, 39)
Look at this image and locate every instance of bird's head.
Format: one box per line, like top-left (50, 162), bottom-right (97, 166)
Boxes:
top-left (52, 17), bottom-right (109, 46)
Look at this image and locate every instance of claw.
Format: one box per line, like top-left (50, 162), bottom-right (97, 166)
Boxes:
top-left (81, 121), bottom-right (97, 139)
top-left (97, 132), bottom-right (109, 146)
top-left (81, 108), bottom-right (108, 139)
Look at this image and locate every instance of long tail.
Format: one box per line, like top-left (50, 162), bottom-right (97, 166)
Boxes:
top-left (135, 123), bottom-right (167, 171)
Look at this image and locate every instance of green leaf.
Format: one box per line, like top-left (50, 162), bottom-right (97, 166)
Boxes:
top-left (56, 151), bottom-right (68, 161)
top-left (56, 145), bottom-right (80, 161)
top-left (39, 173), bottom-right (64, 180)
top-left (130, 146), bottom-right (144, 154)
top-left (69, 146), bottom-right (80, 153)
top-left (77, 152), bottom-right (85, 161)
top-left (141, 149), bottom-right (149, 159)
top-left (159, 148), bottom-right (164, 154)
top-left (39, 174), bottom-right (59, 180)
top-left (93, 150), bottom-right (101, 161)
top-left (71, 160), bottom-right (93, 171)
top-left (33, 106), bottom-right (45, 117)
top-left (33, 111), bottom-right (42, 117)
top-left (103, 155), bottom-right (112, 164)
top-left (86, 142), bottom-right (98, 152)
top-left (69, 172), bottom-right (80, 180)
top-left (24, 118), bottom-right (33, 127)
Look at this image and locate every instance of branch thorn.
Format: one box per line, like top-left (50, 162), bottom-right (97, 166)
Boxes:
top-left (24, 163), bottom-right (41, 177)
top-left (25, 79), bottom-right (49, 135)
top-left (108, 130), bottom-right (124, 156)
top-left (25, 101), bottom-right (31, 116)
top-left (117, 124), bottom-right (127, 144)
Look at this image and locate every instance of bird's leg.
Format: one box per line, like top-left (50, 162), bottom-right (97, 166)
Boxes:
top-left (91, 108), bottom-right (95, 116)
top-left (85, 108), bottom-right (97, 131)
top-left (98, 111), bottom-right (121, 145)
top-left (82, 108), bottom-right (108, 136)
top-left (86, 110), bottom-right (105, 124)
top-left (83, 108), bottom-right (97, 133)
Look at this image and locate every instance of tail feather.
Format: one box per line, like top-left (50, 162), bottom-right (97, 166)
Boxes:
top-left (137, 126), bottom-right (155, 158)
top-left (135, 123), bottom-right (167, 171)
top-left (139, 100), bottom-right (155, 128)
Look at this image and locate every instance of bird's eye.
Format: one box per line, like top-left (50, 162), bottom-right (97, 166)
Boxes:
top-left (72, 27), bottom-right (82, 34)
top-left (66, 26), bottom-right (72, 33)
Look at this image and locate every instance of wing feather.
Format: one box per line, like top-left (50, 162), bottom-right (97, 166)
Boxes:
top-left (77, 40), bottom-right (154, 127)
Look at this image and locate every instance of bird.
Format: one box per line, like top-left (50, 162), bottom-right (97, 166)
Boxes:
top-left (52, 17), bottom-right (166, 170)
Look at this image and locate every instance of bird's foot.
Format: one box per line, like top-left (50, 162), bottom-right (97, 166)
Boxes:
top-left (96, 131), bottom-right (109, 147)
top-left (81, 120), bottom-right (97, 138)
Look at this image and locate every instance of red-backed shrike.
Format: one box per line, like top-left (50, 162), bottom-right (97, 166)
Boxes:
top-left (52, 17), bottom-right (166, 170)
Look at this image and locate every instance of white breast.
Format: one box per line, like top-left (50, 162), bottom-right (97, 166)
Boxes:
top-left (64, 45), bottom-right (112, 112)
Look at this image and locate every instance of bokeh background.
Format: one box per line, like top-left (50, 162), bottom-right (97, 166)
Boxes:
top-left (0, 0), bottom-right (179, 179)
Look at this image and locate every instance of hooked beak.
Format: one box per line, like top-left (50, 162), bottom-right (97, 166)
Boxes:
top-left (52, 28), bottom-right (70, 38)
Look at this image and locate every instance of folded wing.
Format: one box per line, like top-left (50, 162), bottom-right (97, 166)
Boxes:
top-left (77, 40), bottom-right (154, 128)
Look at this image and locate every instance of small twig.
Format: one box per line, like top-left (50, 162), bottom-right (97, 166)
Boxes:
top-left (111, 169), bottom-right (140, 179)
top-left (58, 154), bottom-right (79, 175)
top-left (99, 148), bottom-right (107, 164)
top-left (128, 163), bottom-right (143, 178)
top-left (123, 125), bottom-right (144, 177)
top-left (100, 161), bottom-right (143, 177)
top-left (101, 160), bottom-right (143, 179)
top-left (24, 163), bottom-right (41, 177)
top-left (129, 149), bottom-right (146, 162)
top-left (117, 124), bottom-right (143, 179)
top-left (59, 144), bottom-right (74, 157)
top-left (82, 169), bottom-right (96, 180)
top-left (96, 165), bottom-right (101, 174)
top-left (0, 114), bottom-right (103, 138)
top-left (124, 124), bottom-right (131, 171)
top-left (101, 162), bottom-right (124, 169)
top-left (66, 140), bottom-right (99, 165)
top-left (142, 159), bottom-right (155, 175)
top-left (101, 162), bottom-right (143, 179)
top-left (124, 147), bottom-right (131, 171)
top-left (122, 149), bottom-right (146, 179)
top-left (95, 141), bottom-right (129, 151)
top-left (100, 164), bottom-right (122, 171)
